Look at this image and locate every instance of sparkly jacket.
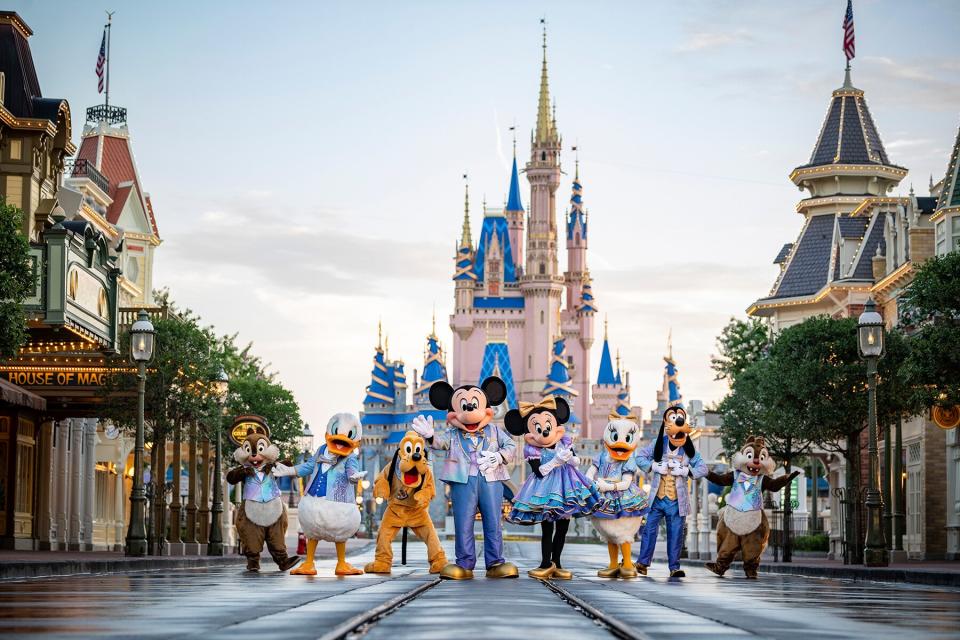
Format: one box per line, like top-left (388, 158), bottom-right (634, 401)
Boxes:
top-left (428, 424), bottom-right (516, 484)
top-left (294, 445), bottom-right (362, 504)
top-left (635, 437), bottom-right (707, 517)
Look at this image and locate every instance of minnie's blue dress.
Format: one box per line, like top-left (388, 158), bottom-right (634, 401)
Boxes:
top-left (507, 436), bottom-right (600, 525)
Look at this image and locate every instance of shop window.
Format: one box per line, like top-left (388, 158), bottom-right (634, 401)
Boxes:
top-left (9, 138), bottom-right (22, 161)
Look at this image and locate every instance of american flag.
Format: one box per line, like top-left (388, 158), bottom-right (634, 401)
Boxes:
top-left (843, 0), bottom-right (856, 61)
top-left (96, 28), bottom-right (106, 93)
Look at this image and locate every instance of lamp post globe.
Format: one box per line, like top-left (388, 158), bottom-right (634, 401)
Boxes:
top-left (858, 298), bottom-right (888, 567)
top-left (208, 365), bottom-right (230, 556)
top-left (125, 310), bottom-right (155, 557)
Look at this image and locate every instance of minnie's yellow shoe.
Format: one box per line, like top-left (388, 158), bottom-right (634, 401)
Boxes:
top-left (553, 567), bottom-right (573, 580)
top-left (528, 563), bottom-right (556, 579)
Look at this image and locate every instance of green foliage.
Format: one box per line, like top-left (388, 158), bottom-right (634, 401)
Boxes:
top-left (710, 317), bottom-right (769, 383)
top-left (900, 252), bottom-right (960, 408)
top-left (792, 533), bottom-right (829, 552)
top-left (0, 198), bottom-right (35, 358)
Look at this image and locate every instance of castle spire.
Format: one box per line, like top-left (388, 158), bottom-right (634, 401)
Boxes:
top-left (535, 21), bottom-right (555, 145)
top-left (460, 178), bottom-right (472, 247)
top-left (597, 320), bottom-right (616, 386)
top-left (506, 152), bottom-right (524, 212)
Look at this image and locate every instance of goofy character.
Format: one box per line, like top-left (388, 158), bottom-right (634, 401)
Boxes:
top-left (412, 376), bottom-right (518, 580)
top-left (635, 405), bottom-right (707, 577)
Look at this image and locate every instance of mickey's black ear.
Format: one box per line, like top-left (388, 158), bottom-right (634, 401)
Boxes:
top-left (428, 381), bottom-right (455, 410)
top-left (481, 376), bottom-right (507, 406)
top-left (504, 409), bottom-right (527, 436)
top-left (653, 423), bottom-right (666, 462)
top-left (553, 397), bottom-right (570, 425)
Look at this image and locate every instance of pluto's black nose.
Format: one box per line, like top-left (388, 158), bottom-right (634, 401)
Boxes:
top-left (412, 452), bottom-right (422, 461)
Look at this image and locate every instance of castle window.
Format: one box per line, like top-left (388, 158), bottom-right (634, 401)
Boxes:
top-left (540, 310), bottom-right (544, 324)
top-left (541, 151), bottom-right (546, 161)
top-left (9, 138), bottom-right (22, 161)
top-left (528, 355), bottom-right (532, 369)
top-left (539, 263), bottom-right (545, 275)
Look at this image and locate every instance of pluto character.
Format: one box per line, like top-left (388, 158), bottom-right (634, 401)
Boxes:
top-left (705, 435), bottom-right (800, 579)
top-left (225, 415), bottom-right (300, 572)
top-left (364, 431), bottom-right (447, 574)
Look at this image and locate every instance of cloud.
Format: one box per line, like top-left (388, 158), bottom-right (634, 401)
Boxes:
top-left (675, 29), bottom-right (754, 53)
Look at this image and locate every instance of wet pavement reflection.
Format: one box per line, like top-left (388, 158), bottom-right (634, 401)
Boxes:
top-left (0, 540), bottom-right (956, 639)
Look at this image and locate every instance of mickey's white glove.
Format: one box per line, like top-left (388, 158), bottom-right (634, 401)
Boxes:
top-left (595, 479), bottom-right (615, 492)
top-left (670, 465), bottom-right (690, 477)
top-left (651, 460), bottom-right (669, 475)
top-left (272, 463), bottom-right (296, 477)
top-left (479, 451), bottom-right (502, 469)
top-left (411, 415), bottom-right (434, 439)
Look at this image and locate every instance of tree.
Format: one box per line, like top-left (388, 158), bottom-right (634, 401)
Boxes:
top-left (711, 317), bottom-right (769, 383)
top-left (0, 198), bottom-right (35, 358)
top-left (900, 252), bottom-right (960, 408)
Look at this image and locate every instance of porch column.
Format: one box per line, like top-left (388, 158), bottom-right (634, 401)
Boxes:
top-left (36, 419), bottom-right (54, 549)
top-left (55, 419), bottom-right (69, 549)
top-left (82, 419), bottom-right (97, 550)
top-left (198, 437), bottom-right (210, 545)
top-left (68, 419), bottom-right (84, 550)
top-left (698, 476), bottom-right (712, 559)
top-left (688, 477), bottom-right (700, 558)
top-left (184, 421), bottom-right (198, 552)
top-left (168, 421), bottom-right (183, 552)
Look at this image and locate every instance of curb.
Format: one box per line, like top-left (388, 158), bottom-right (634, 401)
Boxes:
top-left (682, 558), bottom-right (960, 587)
top-left (0, 556), bottom-right (247, 580)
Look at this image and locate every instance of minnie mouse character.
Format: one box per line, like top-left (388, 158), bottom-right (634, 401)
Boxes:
top-left (635, 405), bottom-right (707, 577)
top-left (412, 376), bottom-right (518, 580)
top-left (504, 396), bottom-right (599, 580)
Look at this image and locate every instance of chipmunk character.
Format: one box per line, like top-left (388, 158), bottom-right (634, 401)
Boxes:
top-left (411, 376), bottom-right (518, 580)
top-left (635, 405), bottom-right (707, 577)
top-left (585, 411), bottom-right (649, 579)
top-left (364, 431), bottom-right (447, 574)
top-left (225, 416), bottom-right (300, 573)
top-left (505, 396), bottom-right (599, 580)
top-left (273, 413), bottom-right (367, 576)
top-left (705, 436), bottom-right (800, 579)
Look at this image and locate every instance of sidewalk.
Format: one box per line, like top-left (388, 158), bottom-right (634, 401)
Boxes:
top-left (682, 556), bottom-right (960, 587)
top-left (0, 539), bottom-right (372, 580)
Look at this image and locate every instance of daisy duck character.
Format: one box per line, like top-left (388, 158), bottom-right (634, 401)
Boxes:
top-left (411, 376), bottom-right (518, 580)
top-left (273, 413), bottom-right (367, 576)
top-left (585, 410), bottom-right (649, 578)
top-left (504, 396), bottom-right (600, 580)
top-left (635, 405), bottom-right (707, 577)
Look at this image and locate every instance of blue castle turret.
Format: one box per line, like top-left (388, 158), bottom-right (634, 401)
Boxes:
top-left (414, 317), bottom-right (448, 410)
top-left (542, 335), bottom-right (580, 425)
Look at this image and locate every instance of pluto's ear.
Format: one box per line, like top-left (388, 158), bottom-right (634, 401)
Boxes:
top-left (428, 381), bottom-right (455, 411)
top-left (553, 398), bottom-right (570, 425)
top-left (653, 423), bottom-right (666, 463)
top-left (480, 376), bottom-right (507, 407)
top-left (504, 409), bottom-right (527, 437)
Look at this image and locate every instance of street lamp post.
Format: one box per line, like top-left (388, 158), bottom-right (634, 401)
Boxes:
top-left (207, 366), bottom-right (230, 556)
top-left (125, 310), bottom-right (155, 557)
top-left (858, 298), bottom-right (888, 567)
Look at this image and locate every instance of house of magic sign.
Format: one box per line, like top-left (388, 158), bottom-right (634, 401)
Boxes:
top-left (1, 368), bottom-right (108, 387)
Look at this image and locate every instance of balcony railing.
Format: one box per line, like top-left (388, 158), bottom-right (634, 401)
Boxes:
top-left (118, 306), bottom-right (168, 334)
top-left (65, 158), bottom-right (111, 194)
top-left (86, 103), bottom-right (127, 125)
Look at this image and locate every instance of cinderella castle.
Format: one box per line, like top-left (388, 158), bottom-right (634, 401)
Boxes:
top-left (356, 29), bottom-right (685, 486)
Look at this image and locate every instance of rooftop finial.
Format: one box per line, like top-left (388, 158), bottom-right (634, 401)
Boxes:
top-left (460, 173), bottom-right (472, 247)
top-left (377, 318), bottom-right (382, 350)
top-left (604, 314), bottom-right (608, 340)
top-left (667, 328), bottom-right (673, 360)
top-left (572, 144), bottom-right (579, 180)
top-left (431, 305), bottom-right (437, 337)
top-left (535, 18), bottom-right (555, 145)
top-left (842, 61), bottom-right (854, 89)
top-left (929, 173), bottom-right (935, 195)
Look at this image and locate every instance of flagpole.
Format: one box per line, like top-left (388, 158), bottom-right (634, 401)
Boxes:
top-left (105, 11), bottom-right (114, 108)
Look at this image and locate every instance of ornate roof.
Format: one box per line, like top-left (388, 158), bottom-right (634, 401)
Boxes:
top-left (534, 26), bottom-right (558, 146)
top-left (615, 385), bottom-right (631, 417)
top-left (473, 210), bottom-right (517, 283)
top-left (453, 184), bottom-right (477, 281)
top-left (566, 167), bottom-right (587, 241)
top-left (506, 156), bottom-right (524, 212)
top-left (577, 274), bottom-right (597, 313)
top-left (414, 330), bottom-right (447, 405)
top-left (797, 72), bottom-right (900, 171)
top-left (596, 324), bottom-right (616, 386)
top-left (663, 352), bottom-right (683, 408)
top-left (935, 118), bottom-right (960, 217)
top-left (768, 214), bottom-right (835, 299)
top-left (542, 336), bottom-right (580, 423)
top-left (773, 243), bottom-right (794, 265)
top-left (363, 346), bottom-right (394, 404)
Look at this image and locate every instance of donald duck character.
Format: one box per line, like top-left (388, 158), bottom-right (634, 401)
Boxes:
top-left (412, 376), bottom-right (518, 580)
top-left (635, 405), bottom-right (707, 577)
top-left (273, 412), bottom-right (366, 576)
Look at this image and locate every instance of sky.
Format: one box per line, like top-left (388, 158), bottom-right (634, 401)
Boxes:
top-left (12, 0), bottom-right (960, 432)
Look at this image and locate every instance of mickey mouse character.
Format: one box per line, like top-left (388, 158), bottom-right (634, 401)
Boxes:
top-left (705, 435), bottom-right (800, 579)
top-left (225, 416), bottom-right (300, 573)
top-left (635, 405), bottom-right (707, 577)
top-left (411, 376), bottom-right (518, 580)
top-left (504, 396), bottom-right (599, 580)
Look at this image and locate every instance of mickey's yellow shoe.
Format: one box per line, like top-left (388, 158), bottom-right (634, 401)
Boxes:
top-left (485, 562), bottom-right (519, 578)
top-left (440, 563), bottom-right (474, 580)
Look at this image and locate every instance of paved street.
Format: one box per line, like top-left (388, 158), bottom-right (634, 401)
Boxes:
top-left (0, 540), bottom-right (957, 640)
